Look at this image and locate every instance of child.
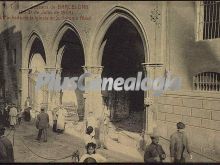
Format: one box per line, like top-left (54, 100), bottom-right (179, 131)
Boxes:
top-left (79, 142), bottom-right (106, 162)
top-left (84, 126), bottom-right (96, 147)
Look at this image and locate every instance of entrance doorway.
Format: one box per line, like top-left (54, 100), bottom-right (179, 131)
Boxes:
top-left (101, 17), bottom-right (145, 133)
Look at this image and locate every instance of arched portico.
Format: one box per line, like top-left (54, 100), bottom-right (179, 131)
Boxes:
top-left (84, 6), bottom-right (151, 147)
top-left (50, 21), bottom-right (86, 121)
top-left (27, 34), bottom-right (47, 116)
top-left (20, 32), bottom-right (47, 111)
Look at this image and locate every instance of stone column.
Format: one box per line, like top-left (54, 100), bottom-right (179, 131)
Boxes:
top-left (55, 68), bottom-right (62, 105)
top-left (20, 67), bottom-right (31, 109)
top-left (142, 63), bottom-right (164, 144)
top-left (82, 65), bottom-right (103, 147)
top-left (45, 67), bottom-right (57, 111)
top-left (82, 65), bottom-right (103, 118)
top-left (31, 70), bottom-right (40, 118)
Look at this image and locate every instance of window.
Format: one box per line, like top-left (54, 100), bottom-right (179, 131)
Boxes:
top-left (196, 1), bottom-right (220, 40)
top-left (193, 72), bottom-right (220, 91)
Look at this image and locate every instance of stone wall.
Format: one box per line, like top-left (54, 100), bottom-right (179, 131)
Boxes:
top-left (155, 90), bottom-right (220, 160)
top-left (165, 1), bottom-right (220, 90)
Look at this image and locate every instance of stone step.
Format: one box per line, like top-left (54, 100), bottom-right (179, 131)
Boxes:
top-left (108, 126), bottom-right (142, 150)
top-left (117, 131), bottom-right (140, 148)
top-left (105, 136), bottom-right (143, 162)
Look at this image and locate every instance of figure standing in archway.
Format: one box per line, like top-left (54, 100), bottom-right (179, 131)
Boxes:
top-left (24, 97), bottom-right (31, 122)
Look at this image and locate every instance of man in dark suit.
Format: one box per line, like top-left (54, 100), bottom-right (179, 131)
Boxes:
top-left (0, 125), bottom-right (14, 162)
top-left (35, 108), bottom-right (49, 142)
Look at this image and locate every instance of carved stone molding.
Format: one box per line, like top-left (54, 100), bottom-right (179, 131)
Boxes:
top-left (20, 67), bottom-right (31, 74)
top-left (56, 68), bottom-right (62, 75)
top-left (45, 67), bottom-right (57, 72)
top-left (144, 97), bottom-right (153, 106)
top-left (82, 26), bottom-right (91, 43)
top-left (150, 8), bottom-right (161, 27)
top-left (82, 65), bottom-right (103, 75)
top-left (142, 63), bottom-right (163, 74)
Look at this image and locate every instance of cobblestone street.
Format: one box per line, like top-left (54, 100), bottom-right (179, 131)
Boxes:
top-left (6, 120), bottom-right (142, 163)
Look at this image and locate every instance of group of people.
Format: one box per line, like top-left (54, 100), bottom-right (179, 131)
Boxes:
top-left (0, 97), bottom-right (33, 129)
top-left (0, 103), bottom-right (22, 130)
top-left (144, 122), bottom-right (192, 163)
top-left (79, 117), bottom-right (107, 162)
top-left (77, 105), bottom-right (111, 162)
top-left (35, 105), bottom-right (68, 142)
top-left (0, 97), bottom-right (192, 163)
top-left (34, 106), bottom-right (107, 162)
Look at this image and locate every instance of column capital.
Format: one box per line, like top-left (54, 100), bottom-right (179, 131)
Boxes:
top-left (44, 67), bottom-right (57, 75)
top-left (142, 63), bottom-right (163, 74)
top-left (144, 97), bottom-right (153, 106)
top-left (142, 62), bottom-right (163, 69)
top-left (82, 65), bottom-right (103, 75)
top-left (45, 67), bottom-right (57, 71)
top-left (20, 67), bottom-right (31, 73)
top-left (56, 68), bottom-right (62, 74)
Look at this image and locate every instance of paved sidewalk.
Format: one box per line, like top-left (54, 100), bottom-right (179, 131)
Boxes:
top-left (7, 120), bottom-right (144, 162)
top-left (159, 136), bottom-right (215, 163)
top-left (8, 119), bottom-right (214, 163)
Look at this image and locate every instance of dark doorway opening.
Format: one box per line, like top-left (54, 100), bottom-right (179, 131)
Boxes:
top-left (101, 17), bottom-right (145, 133)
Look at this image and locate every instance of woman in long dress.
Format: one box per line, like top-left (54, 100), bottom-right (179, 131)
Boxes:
top-left (56, 106), bottom-right (67, 133)
top-left (9, 105), bottom-right (17, 129)
top-left (52, 110), bottom-right (58, 132)
top-left (24, 97), bottom-right (31, 121)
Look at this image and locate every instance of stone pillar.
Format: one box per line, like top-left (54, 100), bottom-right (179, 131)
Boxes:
top-left (20, 67), bottom-right (31, 110)
top-left (82, 65), bottom-right (103, 118)
top-left (31, 70), bottom-right (40, 118)
top-left (56, 68), bottom-right (62, 105)
top-left (83, 65), bottom-right (103, 147)
top-left (142, 63), bottom-right (164, 144)
top-left (45, 67), bottom-right (57, 111)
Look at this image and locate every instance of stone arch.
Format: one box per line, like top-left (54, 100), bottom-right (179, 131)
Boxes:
top-left (90, 6), bottom-right (150, 65)
top-left (51, 20), bottom-right (86, 120)
top-left (24, 31), bottom-right (46, 68)
top-left (51, 20), bottom-right (85, 68)
top-left (24, 31), bottom-right (47, 113)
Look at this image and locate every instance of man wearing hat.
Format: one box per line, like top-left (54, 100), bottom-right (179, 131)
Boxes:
top-left (35, 108), bottom-right (49, 142)
top-left (0, 125), bottom-right (14, 162)
top-left (170, 122), bottom-right (192, 162)
top-left (144, 133), bottom-right (166, 162)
